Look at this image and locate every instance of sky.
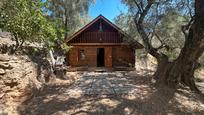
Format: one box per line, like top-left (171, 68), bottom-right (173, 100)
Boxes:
top-left (88, 0), bottom-right (128, 22)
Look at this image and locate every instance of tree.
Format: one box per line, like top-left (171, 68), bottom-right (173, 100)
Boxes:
top-left (0, 0), bottom-right (56, 50)
top-left (47, 0), bottom-right (94, 40)
top-left (114, 13), bottom-right (139, 40)
top-left (122, 0), bottom-right (204, 93)
top-left (114, 8), bottom-right (188, 61)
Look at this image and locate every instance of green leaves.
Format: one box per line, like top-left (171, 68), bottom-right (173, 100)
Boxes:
top-left (0, 0), bottom-right (57, 49)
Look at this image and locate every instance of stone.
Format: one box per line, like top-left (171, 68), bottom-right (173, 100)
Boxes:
top-left (0, 55), bottom-right (10, 61)
top-left (2, 86), bottom-right (12, 93)
top-left (4, 78), bottom-right (19, 88)
top-left (0, 62), bottom-right (13, 69)
top-left (0, 93), bottom-right (5, 99)
top-left (0, 68), bottom-right (5, 75)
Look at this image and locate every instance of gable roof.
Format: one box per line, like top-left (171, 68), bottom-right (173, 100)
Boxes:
top-left (65, 14), bottom-right (143, 49)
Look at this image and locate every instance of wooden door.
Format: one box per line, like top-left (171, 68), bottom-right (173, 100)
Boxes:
top-left (105, 47), bottom-right (112, 68)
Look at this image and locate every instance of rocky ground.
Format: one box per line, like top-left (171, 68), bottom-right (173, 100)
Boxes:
top-left (0, 36), bottom-right (75, 114)
top-left (0, 53), bottom-right (76, 115)
top-left (0, 53), bottom-right (39, 114)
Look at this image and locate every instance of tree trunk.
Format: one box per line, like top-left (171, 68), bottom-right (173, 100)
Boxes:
top-left (19, 38), bottom-right (25, 48)
top-left (64, 7), bottom-right (68, 39)
top-left (155, 56), bottom-right (201, 93)
top-left (49, 50), bottom-right (56, 67)
top-left (155, 3), bottom-right (204, 93)
top-left (13, 34), bottom-right (20, 50)
top-left (134, 0), bottom-right (204, 93)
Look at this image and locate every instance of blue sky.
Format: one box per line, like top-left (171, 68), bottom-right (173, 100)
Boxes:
top-left (89, 0), bottom-right (128, 22)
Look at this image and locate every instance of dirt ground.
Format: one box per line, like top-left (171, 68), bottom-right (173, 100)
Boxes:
top-left (13, 71), bottom-right (204, 115)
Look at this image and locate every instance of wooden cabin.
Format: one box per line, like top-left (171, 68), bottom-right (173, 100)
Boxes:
top-left (66, 15), bottom-right (143, 68)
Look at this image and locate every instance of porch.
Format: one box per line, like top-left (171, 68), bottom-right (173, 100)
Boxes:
top-left (66, 66), bottom-right (136, 72)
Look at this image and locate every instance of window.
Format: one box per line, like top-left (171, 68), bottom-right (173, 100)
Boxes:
top-left (79, 49), bottom-right (85, 60)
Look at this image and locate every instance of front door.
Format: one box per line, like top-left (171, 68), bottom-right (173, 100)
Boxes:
top-left (97, 48), bottom-right (105, 67)
top-left (105, 47), bottom-right (112, 68)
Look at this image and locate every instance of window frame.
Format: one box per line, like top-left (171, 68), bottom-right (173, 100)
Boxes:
top-left (78, 49), bottom-right (86, 60)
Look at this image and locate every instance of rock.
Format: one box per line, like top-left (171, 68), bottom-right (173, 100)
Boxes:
top-left (4, 81), bottom-right (19, 88)
top-left (0, 62), bottom-right (13, 69)
top-left (0, 55), bottom-right (10, 61)
top-left (0, 93), bottom-right (5, 99)
top-left (4, 78), bottom-right (19, 88)
top-left (0, 68), bottom-right (5, 75)
top-left (11, 57), bottom-right (18, 61)
top-left (2, 86), bottom-right (13, 93)
top-left (8, 91), bottom-right (22, 98)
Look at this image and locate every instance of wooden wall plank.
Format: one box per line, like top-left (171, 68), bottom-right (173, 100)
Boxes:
top-left (105, 47), bottom-right (112, 68)
top-left (67, 45), bottom-right (135, 67)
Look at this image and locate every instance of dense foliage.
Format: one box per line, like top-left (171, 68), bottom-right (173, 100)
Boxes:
top-left (0, 0), bottom-right (57, 49)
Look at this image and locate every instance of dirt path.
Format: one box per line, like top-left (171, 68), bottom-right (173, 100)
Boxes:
top-left (15, 71), bottom-right (204, 115)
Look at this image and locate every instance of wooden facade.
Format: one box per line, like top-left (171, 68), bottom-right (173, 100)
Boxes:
top-left (66, 15), bottom-right (143, 68)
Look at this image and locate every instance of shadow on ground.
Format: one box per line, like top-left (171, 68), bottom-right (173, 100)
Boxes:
top-left (16, 71), bottom-right (204, 115)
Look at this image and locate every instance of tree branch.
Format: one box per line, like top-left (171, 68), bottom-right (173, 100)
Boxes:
top-left (137, 0), bottom-right (154, 24)
top-left (186, 0), bottom-right (193, 18)
top-left (133, 0), bottom-right (169, 60)
top-left (19, 38), bottom-right (25, 48)
top-left (149, 31), bottom-right (167, 51)
top-left (181, 17), bottom-right (194, 39)
top-left (13, 33), bottom-right (19, 48)
top-left (133, 0), bottom-right (143, 13)
top-left (139, 0), bottom-right (144, 11)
